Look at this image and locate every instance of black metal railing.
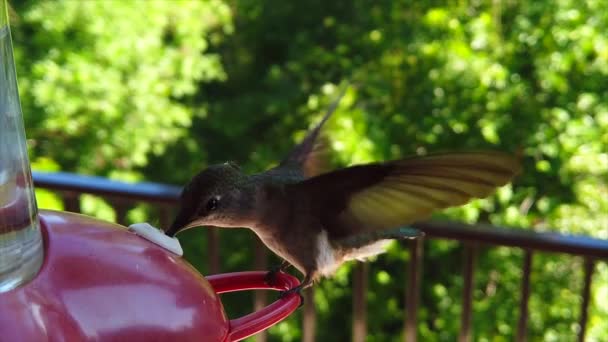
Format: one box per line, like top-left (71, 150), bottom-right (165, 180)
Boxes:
top-left (32, 171), bottom-right (608, 342)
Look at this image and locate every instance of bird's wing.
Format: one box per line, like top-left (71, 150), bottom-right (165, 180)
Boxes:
top-left (279, 84), bottom-right (348, 178)
top-left (290, 152), bottom-right (521, 239)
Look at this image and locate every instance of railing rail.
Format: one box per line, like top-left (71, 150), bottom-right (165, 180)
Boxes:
top-left (32, 171), bottom-right (608, 341)
top-left (414, 220), bottom-right (608, 259)
top-left (33, 171), bottom-right (182, 203)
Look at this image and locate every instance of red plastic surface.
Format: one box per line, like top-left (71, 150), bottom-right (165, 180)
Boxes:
top-left (207, 271), bottom-right (302, 341)
top-left (0, 210), bottom-right (300, 341)
top-left (0, 210), bottom-right (229, 341)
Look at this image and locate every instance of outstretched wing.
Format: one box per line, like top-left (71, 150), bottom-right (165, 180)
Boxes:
top-left (279, 85), bottom-right (348, 177)
top-left (291, 152), bottom-right (521, 239)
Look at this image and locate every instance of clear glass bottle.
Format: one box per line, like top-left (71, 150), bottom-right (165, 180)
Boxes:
top-left (0, 0), bottom-right (44, 292)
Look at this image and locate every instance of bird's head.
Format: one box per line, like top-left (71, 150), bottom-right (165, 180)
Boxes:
top-left (165, 162), bottom-right (254, 236)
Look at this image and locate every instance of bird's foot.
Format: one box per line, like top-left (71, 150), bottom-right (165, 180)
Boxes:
top-left (264, 269), bottom-right (281, 286)
top-left (264, 261), bottom-right (290, 286)
top-left (279, 286), bottom-right (304, 308)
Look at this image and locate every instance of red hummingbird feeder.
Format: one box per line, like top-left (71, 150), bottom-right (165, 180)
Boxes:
top-left (0, 3), bottom-right (300, 340)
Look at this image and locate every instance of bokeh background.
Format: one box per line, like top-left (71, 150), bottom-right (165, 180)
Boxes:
top-left (9, 0), bottom-right (608, 341)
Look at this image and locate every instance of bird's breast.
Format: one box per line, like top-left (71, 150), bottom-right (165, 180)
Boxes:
top-left (252, 230), bottom-right (307, 273)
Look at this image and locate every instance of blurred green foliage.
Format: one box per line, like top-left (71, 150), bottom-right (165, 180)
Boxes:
top-left (9, 0), bottom-right (608, 341)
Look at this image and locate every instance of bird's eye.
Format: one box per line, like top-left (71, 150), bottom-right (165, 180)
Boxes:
top-left (206, 197), bottom-right (219, 212)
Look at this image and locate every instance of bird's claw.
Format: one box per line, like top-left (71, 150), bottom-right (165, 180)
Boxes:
top-left (265, 262), bottom-right (289, 286)
top-left (279, 287), bottom-right (304, 308)
top-left (264, 270), bottom-right (280, 286)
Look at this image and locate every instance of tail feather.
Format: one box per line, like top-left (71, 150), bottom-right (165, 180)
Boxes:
top-left (338, 227), bottom-right (423, 261)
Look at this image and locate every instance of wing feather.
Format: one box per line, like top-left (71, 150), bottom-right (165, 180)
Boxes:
top-left (293, 152), bottom-right (521, 239)
top-left (279, 85), bottom-right (348, 177)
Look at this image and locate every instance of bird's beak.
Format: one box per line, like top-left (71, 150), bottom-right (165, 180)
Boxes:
top-left (165, 214), bottom-right (208, 237)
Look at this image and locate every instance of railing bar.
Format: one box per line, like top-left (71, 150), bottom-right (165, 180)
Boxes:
top-left (113, 204), bottom-right (129, 226)
top-left (158, 207), bottom-right (171, 230)
top-left (253, 237), bottom-right (268, 342)
top-left (578, 258), bottom-right (595, 342)
top-left (208, 228), bottom-right (220, 274)
top-left (353, 262), bottom-right (368, 342)
top-left (62, 192), bottom-right (80, 213)
top-left (302, 287), bottom-right (316, 342)
top-left (459, 244), bottom-right (477, 342)
top-left (516, 249), bottom-right (533, 342)
top-left (404, 238), bottom-right (424, 342)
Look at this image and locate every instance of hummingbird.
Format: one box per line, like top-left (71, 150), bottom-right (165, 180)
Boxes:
top-left (165, 89), bottom-right (521, 298)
